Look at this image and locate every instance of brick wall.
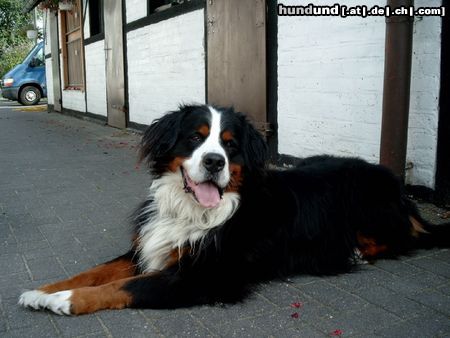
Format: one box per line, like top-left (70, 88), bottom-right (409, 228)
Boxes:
top-left (61, 89), bottom-right (86, 112)
top-left (405, 0), bottom-right (442, 187)
top-left (85, 41), bottom-right (107, 117)
top-left (277, 0), bottom-right (442, 188)
top-left (126, 9), bottom-right (206, 125)
top-left (125, 0), bottom-right (147, 23)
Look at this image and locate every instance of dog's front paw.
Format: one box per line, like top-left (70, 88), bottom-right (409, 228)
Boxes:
top-left (19, 290), bottom-right (73, 315)
top-left (19, 290), bottom-right (46, 310)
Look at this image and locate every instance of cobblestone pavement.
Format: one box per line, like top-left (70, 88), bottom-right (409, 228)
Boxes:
top-left (1, 102), bottom-right (449, 337)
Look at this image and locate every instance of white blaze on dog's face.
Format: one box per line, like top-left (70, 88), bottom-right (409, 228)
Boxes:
top-left (182, 107), bottom-right (230, 208)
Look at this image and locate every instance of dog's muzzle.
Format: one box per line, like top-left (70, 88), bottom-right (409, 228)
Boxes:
top-left (181, 167), bottom-right (224, 208)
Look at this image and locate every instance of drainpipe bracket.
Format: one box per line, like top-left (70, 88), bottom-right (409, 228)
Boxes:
top-left (386, 16), bottom-right (414, 24)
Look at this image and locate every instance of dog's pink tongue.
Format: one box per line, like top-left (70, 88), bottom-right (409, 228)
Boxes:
top-left (192, 182), bottom-right (221, 208)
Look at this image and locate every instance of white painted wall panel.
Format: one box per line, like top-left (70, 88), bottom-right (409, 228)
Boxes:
top-left (61, 89), bottom-right (86, 112)
top-left (127, 10), bottom-right (205, 125)
top-left (277, 0), bottom-right (442, 188)
top-left (45, 58), bottom-right (54, 105)
top-left (44, 11), bottom-right (53, 104)
top-left (405, 0), bottom-right (442, 187)
top-left (85, 40), bottom-right (107, 116)
top-left (278, 0), bottom-right (385, 163)
top-left (126, 0), bottom-right (147, 23)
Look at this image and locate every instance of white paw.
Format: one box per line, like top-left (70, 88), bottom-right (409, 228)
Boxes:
top-left (354, 249), bottom-right (369, 265)
top-left (19, 290), bottom-right (73, 315)
top-left (19, 290), bottom-right (46, 310)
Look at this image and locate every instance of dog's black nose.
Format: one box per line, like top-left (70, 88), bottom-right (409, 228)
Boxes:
top-left (203, 153), bottom-right (225, 173)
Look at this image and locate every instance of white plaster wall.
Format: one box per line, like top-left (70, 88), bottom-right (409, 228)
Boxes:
top-left (278, 0), bottom-right (385, 163)
top-left (45, 58), bottom-right (54, 105)
top-left (405, 0), bottom-right (442, 187)
top-left (277, 0), bottom-right (441, 188)
top-left (61, 89), bottom-right (86, 112)
top-left (126, 0), bottom-right (147, 23)
top-left (127, 10), bottom-right (205, 125)
top-left (85, 40), bottom-right (107, 116)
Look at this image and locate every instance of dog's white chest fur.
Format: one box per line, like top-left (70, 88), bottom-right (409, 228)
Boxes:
top-left (137, 172), bottom-right (239, 272)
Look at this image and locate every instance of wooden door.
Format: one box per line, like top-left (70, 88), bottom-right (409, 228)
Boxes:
top-left (206, 0), bottom-right (269, 134)
top-left (104, 0), bottom-right (126, 128)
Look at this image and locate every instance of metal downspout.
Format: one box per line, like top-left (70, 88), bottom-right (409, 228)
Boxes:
top-left (379, 0), bottom-right (414, 179)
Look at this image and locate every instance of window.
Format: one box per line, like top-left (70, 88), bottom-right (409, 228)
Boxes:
top-left (61, 0), bottom-right (84, 89)
top-left (149, 0), bottom-right (167, 13)
top-left (33, 47), bottom-right (45, 67)
top-left (89, 0), bottom-right (103, 36)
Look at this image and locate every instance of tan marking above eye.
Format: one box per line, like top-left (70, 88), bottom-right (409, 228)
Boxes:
top-left (221, 130), bottom-right (234, 142)
top-left (198, 125), bottom-right (210, 137)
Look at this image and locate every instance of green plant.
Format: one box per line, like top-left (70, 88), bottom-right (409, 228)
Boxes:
top-left (38, 0), bottom-right (74, 11)
top-left (0, 42), bottom-right (33, 78)
top-left (0, 0), bottom-right (34, 77)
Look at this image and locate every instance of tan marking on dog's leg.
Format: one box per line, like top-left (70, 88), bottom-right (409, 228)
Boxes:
top-left (39, 258), bottom-right (136, 294)
top-left (69, 278), bottom-right (134, 315)
top-left (357, 233), bottom-right (388, 259)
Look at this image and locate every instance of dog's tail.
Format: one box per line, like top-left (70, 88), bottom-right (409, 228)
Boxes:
top-left (406, 200), bottom-right (450, 249)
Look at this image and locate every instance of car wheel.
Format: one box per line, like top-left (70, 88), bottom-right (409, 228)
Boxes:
top-left (19, 86), bottom-right (41, 106)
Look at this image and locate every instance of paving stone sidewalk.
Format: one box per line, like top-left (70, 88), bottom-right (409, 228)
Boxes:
top-left (0, 104), bottom-right (449, 337)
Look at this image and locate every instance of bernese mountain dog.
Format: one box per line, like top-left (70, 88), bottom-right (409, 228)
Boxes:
top-left (19, 104), bottom-right (450, 315)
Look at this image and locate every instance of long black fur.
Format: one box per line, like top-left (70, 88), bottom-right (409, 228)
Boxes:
top-left (123, 105), bottom-right (450, 309)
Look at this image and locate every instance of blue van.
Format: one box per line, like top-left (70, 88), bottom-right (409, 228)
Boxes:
top-left (1, 42), bottom-right (47, 105)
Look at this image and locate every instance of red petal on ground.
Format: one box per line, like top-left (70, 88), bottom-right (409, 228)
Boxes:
top-left (330, 329), bottom-right (343, 336)
top-left (291, 302), bottom-right (303, 308)
top-left (290, 312), bottom-right (299, 318)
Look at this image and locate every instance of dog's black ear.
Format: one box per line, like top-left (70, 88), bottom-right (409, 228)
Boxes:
top-left (139, 109), bottom-right (184, 164)
top-left (240, 114), bottom-right (268, 171)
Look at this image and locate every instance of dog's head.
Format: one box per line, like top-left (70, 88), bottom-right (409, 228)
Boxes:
top-left (139, 104), bottom-right (268, 208)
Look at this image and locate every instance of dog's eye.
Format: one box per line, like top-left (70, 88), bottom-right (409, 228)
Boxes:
top-left (189, 133), bottom-right (203, 143)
